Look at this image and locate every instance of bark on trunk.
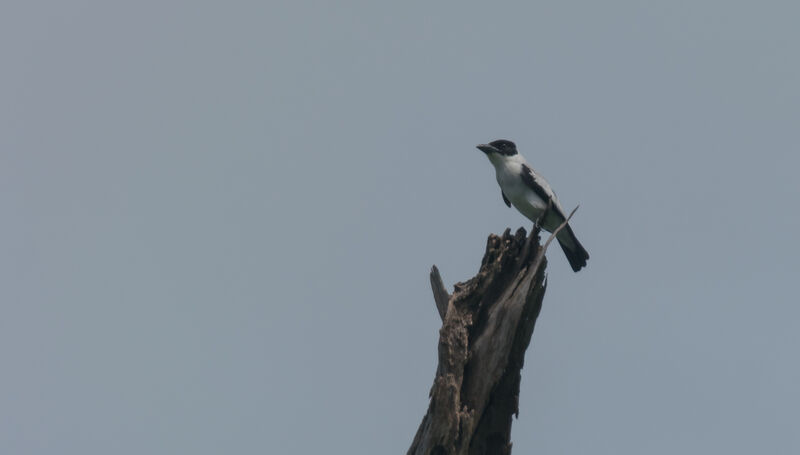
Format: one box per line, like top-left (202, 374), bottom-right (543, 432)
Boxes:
top-left (408, 227), bottom-right (550, 455)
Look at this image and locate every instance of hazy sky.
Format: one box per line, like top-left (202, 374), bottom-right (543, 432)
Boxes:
top-left (3, 1), bottom-right (799, 453)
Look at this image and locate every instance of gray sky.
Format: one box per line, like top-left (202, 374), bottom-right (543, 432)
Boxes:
top-left (2, 1), bottom-right (799, 453)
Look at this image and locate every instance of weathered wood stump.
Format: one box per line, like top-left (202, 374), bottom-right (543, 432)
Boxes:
top-left (408, 226), bottom-right (550, 455)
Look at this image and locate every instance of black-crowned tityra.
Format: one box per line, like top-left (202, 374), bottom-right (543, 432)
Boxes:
top-left (477, 139), bottom-right (589, 272)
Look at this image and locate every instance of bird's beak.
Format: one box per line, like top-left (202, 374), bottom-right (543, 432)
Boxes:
top-left (476, 144), bottom-right (497, 154)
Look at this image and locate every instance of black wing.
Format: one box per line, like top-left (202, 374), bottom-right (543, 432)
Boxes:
top-left (520, 164), bottom-right (567, 220)
top-left (502, 191), bottom-right (511, 207)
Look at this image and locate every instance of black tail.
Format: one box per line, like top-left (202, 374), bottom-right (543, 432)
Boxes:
top-left (556, 224), bottom-right (589, 272)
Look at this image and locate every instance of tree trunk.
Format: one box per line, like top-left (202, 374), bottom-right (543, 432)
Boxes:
top-left (408, 226), bottom-right (550, 455)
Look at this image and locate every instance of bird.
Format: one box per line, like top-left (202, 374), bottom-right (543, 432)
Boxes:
top-left (477, 139), bottom-right (589, 272)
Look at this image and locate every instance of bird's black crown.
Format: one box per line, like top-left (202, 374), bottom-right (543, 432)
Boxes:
top-left (489, 139), bottom-right (518, 156)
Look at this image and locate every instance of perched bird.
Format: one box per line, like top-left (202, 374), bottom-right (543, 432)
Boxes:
top-left (477, 139), bottom-right (589, 272)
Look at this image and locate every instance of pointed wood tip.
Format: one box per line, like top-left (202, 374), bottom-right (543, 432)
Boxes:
top-left (429, 265), bottom-right (450, 321)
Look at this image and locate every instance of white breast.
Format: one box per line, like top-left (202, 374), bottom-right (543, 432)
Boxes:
top-left (493, 159), bottom-right (549, 222)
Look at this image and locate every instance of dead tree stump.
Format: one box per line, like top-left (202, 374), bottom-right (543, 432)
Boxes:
top-left (407, 226), bottom-right (550, 455)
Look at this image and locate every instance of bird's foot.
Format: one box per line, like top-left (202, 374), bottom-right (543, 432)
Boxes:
top-left (534, 198), bottom-right (554, 234)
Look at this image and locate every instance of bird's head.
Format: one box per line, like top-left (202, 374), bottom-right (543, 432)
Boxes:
top-left (477, 140), bottom-right (518, 160)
